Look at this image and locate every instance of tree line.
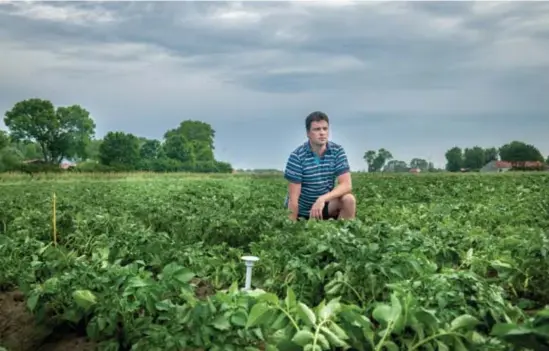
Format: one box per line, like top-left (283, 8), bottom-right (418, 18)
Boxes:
top-left (362, 142), bottom-right (548, 173)
top-left (1, 98), bottom-right (547, 175)
top-left (444, 143), bottom-right (548, 172)
top-left (362, 148), bottom-right (437, 173)
top-left (0, 98), bottom-right (232, 173)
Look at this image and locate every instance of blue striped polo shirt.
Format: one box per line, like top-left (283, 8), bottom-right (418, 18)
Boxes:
top-left (284, 141), bottom-right (350, 217)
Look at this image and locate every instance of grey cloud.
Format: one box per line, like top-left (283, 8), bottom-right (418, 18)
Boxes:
top-left (231, 65), bottom-right (469, 94)
top-left (1, 1), bottom-right (548, 168)
top-left (1, 1), bottom-right (547, 98)
top-left (407, 2), bottom-right (472, 16)
top-left (0, 2), bottom-right (285, 63)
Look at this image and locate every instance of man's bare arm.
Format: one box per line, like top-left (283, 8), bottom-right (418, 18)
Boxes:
top-left (288, 182), bottom-right (301, 220)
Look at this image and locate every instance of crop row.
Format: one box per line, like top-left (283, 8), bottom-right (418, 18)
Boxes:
top-left (0, 173), bottom-right (548, 350)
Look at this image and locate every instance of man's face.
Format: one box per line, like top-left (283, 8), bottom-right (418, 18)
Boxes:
top-left (307, 120), bottom-right (329, 146)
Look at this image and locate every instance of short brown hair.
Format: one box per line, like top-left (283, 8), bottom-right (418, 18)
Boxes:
top-left (305, 111), bottom-right (329, 131)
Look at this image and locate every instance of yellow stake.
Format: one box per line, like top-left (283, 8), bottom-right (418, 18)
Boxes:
top-left (52, 192), bottom-right (57, 246)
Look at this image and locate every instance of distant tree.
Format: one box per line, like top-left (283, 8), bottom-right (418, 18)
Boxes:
top-left (363, 150), bottom-right (376, 172)
top-left (0, 130), bottom-right (8, 150)
top-left (3, 98), bottom-right (96, 164)
top-left (14, 141), bottom-right (42, 160)
top-left (0, 147), bottom-right (23, 171)
top-left (546, 155), bottom-right (549, 165)
top-left (463, 146), bottom-right (486, 170)
top-left (84, 139), bottom-right (102, 162)
top-left (374, 148), bottom-right (392, 171)
top-left (0, 130), bottom-right (20, 171)
top-left (484, 147), bottom-right (498, 163)
top-left (384, 160), bottom-right (408, 172)
top-left (445, 147), bottom-right (463, 172)
top-left (99, 131), bottom-right (140, 167)
top-left (214, 161), bottom-right (233, 173)
top-left (137, 137), bottom-right (148, 148)
top-left (499, 141), bottom-right (544, 162)
top-left (140, 139), bottom-right (163, 160)
top-left (163, 133), bottom-right (195, 166)
top-left (410, 158), bottom-right (429, 171)
top-left (363, 148), bottom-right (393, 172)
top-left (165, 120), bottom-right (215, 162)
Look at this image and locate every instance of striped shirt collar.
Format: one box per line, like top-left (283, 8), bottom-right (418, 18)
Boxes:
top-left (304, 140), bottom-right (333, 157)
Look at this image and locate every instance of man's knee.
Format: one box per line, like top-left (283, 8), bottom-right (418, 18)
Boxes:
top-left (340, 193), bottom-right (356, 208)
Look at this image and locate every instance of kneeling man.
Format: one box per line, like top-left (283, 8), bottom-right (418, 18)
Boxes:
top-left (284, 111), bottom-right (356, 221)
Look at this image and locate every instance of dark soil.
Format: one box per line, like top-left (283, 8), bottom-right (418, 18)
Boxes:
top-left (192, 278), bottom-right (214, 299)
top-left (0, 291), bottom-right (96, 351)
top-left (1, 281), bottom-right (216, 351)
top-left (38, 333), bottom-right (97, 351)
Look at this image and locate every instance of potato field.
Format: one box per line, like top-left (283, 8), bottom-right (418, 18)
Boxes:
top-left (0, 172), bottom-right (548, 351)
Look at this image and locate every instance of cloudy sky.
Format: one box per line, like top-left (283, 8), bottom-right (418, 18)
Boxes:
top-left (0, 1), bottom-right (548, 170)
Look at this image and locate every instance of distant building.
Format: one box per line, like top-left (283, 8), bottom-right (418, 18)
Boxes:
top-left (409, 168), bottom-right (421, 174)
top-left (512, 161), bottom-right (545, 170)
top-left (480, 160), bottom-right (546, 173)
top-left (480, 160), bottom-right (512, 173)
top-left (22, 159), bottom-right (77, 170)
top-left (60, 161), bottom-right (76, 170)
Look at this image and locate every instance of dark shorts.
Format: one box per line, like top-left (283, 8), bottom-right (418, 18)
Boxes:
top-left (298, 202), bottom-right (338, 221)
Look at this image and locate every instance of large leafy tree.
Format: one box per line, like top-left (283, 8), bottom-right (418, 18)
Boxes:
top-left (484, 147), bottom-right (498, 163)
top-left (165, 120), bottom-right (215, 162)
top-left (463, 146), bottom-right (486, 170)
top-left (499, 141), bottom-right (544, 162)
top-left (410, 158), bottom-right (429, 171)
top-left (3, 98), bottom-right (96, 164)
top-left (445, 147), bottom-right (463, 172)
top-left (99, 131), bottom-right (140, 167)
top-left (163, 133), bottom-right (195, 164)
top-left (83, 139), bottom-right (102, 162)
top-left (140, 139), bottom-right (163, 160)
top-left (363, 150), bottom-right (376, 171)
top-left (363, 148), bottom-right (393, 172)
top-left (384, 160), bottom-right (408, 172)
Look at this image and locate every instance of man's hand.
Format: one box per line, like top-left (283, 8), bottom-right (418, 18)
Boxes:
top-left (309, 197), bottom-right (325, 219)
top-left (288, 212), bottom-right (298, 221)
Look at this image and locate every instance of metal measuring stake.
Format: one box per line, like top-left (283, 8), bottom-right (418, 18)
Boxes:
top-left (241, 256), bottom-right (259, 291)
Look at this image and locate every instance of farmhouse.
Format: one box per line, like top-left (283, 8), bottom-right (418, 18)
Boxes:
top-left (409, 167), bottom-right (421, 174)
top-left (480, 160), bottom-right (546, 172)
top-left (60, 161), bottom-right (76, 169)
top-left (480, 160), bottom-right (512, 173)
top-left (511, 161), bottom-right (546, 170)
top-left (22, 159), bottom-right (76, 169)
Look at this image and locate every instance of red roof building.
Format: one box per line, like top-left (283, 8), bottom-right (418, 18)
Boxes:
top-left (409, 168), bottom-right (421, 174)
top-left (480, 160), bottom-right (545, 172)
